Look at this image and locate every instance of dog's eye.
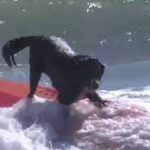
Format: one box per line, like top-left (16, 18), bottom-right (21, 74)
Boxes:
top-left (90, 79), bottom-right (100, 89)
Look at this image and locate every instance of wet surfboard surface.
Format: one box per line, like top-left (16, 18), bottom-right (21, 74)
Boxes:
top-left (0, 80), bottom-right (58, 107)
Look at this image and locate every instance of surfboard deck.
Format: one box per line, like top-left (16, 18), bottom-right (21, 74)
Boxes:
top-left (0, 80), bottom-right (58, 107)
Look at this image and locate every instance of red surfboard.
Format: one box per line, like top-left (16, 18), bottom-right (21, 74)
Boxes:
top-left (0, 80), bottom-right (58, 107)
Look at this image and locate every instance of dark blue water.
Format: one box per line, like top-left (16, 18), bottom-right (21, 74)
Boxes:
top-left (0, 0), bottom-right (150, 65)
top-left (0, 1), bottom-right (150, 149)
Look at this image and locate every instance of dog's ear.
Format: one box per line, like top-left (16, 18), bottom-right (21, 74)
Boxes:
top-left (83, 58), bottom-right (104, 80)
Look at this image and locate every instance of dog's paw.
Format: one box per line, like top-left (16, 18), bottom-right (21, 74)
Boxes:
top-left (93, 100), bottom-right (110, 108)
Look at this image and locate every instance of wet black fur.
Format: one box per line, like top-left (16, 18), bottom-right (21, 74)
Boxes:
top-left (2, 36), bottom-right (105, 105)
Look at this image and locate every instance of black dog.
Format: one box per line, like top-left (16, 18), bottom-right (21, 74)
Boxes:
top-left (2, 36), bottom-right (106, 107)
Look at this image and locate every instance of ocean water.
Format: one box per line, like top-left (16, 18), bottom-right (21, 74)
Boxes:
top-left (0, 0), bottom-right (150, 150)
top-left (0, 61), bottom-right (150, 150)
top-left (1, 88), bottom-right (150, 150)
top-left (0, 0), bottom-right (150, 64)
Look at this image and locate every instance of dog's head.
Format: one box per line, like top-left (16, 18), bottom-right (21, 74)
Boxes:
top-left (73, 55), bottom-right (105, 90)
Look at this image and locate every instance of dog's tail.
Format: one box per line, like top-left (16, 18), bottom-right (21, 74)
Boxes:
top-left (2, 36), bottom-right (34, 67)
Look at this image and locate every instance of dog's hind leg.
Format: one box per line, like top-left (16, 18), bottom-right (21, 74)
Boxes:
top-left (27, 64), bottom-right (42, 98)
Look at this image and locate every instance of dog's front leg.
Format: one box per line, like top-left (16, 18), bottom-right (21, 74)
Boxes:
top-left (27, 65), bottom-right (42, 98)
top-left (86, 91), bottom-right (109, 108)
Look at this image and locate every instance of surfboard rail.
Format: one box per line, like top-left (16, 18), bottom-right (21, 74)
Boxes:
top-left (0, 79), bottom-right (58, 107)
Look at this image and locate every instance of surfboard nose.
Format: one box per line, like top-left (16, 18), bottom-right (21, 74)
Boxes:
top-left (0, 79), bottom-right (59, 107)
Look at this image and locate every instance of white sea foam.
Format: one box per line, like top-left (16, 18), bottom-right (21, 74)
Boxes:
top-left (0, 97), bottom-right (96, 150)
top-left (0, 88), bottom-right (150, 149)
top-left (0, 61), bottom-right (150, 149)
